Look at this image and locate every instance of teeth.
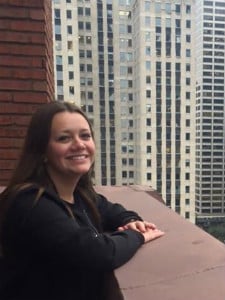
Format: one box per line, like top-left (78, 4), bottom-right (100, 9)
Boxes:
top-left (69, 155), bottom-right (86, 160)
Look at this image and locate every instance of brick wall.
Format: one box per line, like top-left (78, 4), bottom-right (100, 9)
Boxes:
top-left (0, 0), bottom-right (55, 185)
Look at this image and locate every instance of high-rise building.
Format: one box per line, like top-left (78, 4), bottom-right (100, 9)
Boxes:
top-left (52, 0), bottom-right (196, 223)
top-left (195, 0), bottom-right (225, 223)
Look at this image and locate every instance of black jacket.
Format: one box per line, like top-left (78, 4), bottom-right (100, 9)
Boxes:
top-left (0, 186), bottom-right (144, 300)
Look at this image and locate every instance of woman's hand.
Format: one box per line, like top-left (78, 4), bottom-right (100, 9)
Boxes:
top-left (118, 220), bottom-right (165, 243)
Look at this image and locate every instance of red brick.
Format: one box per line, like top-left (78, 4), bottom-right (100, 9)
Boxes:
top-left (0, 160), bottom-right (17, 170)
top-left (29, 9), bottom-right (44, 21)
top-left (0, 68), bottom-right (12, 78)
top-left (11, 20), bottom-right (44, 33)
top-left (0, 79), bottom-right (32, 91)
top-left (0, 55), bottom-right (43, 68)
top-left (0, 149), bottom-right (19, 160)
top-left (32, 81), bottom-right (47, 92)
top-left (0, 43), bottom-right (45, 56)
top-left (0, 31), bottom-right (45, 45)
top-left (0, 68), bottom-right (43, 80)
top-left (13, 92), bottom-right (47, 103)
top-left (0, 20), bottom-right (10, 30)
top-left (0, 138), bottom-right (23, 148)
top-left (0, 7), bottom-right (29, 19)
top-left (0, 170), bottom-right (14, 182)
top-left (0, 102), bottom-right (39, 114)
top-left (0, 115), bottom-right (30, 126)
top-left (0, 128), bottom-right (27, 138)
top-left (0, 0), bottom-right (54, 185)
top-left (9, 0), bottom-right (44, 8)
top-left (0, 92), bottom-right (13, 101)
top-left (11, 69), bottom-right (46, 80)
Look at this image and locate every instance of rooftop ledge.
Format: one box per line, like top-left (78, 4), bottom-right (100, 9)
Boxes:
top-left (95, 185), bottom-right (225, 300)
top-left (1, 185), bottom-right (225, 299)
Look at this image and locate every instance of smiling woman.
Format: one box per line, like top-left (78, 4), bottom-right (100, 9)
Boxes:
top-left (45, 112), bottom-right (96, 203)
top-left (0, 101), bottom-right (164, 300)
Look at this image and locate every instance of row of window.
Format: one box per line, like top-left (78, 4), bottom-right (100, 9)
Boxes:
top-left (144, 17), bottom-right (191, 28)
top-left (144, 2), bottom-right (191, 15)
top-left (204, 0), bottom-right (225, 7)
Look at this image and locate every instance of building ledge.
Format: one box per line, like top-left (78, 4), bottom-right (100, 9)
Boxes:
top-left (95, 185), bottom-right (225, 300)
top-left (1, 185), bottom-right (225, 299)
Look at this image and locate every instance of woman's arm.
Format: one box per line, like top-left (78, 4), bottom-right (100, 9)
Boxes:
top-left (95, 194), bottom-right (143, 231)
top-left (96, 194), bottom-right (165, 242)
top-left (2, 190), bottom-right (144, 272)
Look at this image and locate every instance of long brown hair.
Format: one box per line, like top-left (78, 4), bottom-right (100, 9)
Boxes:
top-left (0, 101), bottom-right (99, 235)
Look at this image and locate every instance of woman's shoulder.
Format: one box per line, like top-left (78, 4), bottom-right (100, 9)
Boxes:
top-left (7, 183), bottom-right (60, 212)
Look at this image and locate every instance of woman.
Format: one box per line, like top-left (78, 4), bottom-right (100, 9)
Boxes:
top-left (0, 101), bottom-right (164, 300)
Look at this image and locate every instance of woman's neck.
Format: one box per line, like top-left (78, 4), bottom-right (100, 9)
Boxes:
top-left (47, 173), bottom-right (80, 204)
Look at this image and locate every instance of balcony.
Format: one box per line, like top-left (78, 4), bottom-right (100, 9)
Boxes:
top-left (1, 185), bottom-right (225, 299)
top-left (95, 185), bottom-right (225, 300)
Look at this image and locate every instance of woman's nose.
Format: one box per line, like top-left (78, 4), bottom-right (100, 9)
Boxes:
top-left (71, 138), bottom-right (85, 149)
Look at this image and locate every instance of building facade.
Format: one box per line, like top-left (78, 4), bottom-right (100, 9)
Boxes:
top-left (52, 0), bottom-right (197, 223)
top-left (195, 0), bottom-right (225, 222)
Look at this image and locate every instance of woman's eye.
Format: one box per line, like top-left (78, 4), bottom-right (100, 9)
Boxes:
top-left (81, 133), bottom-right (92, 140)
top-left (57, 136), bottom-right (71, 142)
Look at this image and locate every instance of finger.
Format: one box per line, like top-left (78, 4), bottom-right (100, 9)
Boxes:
top-left (135, 222), bottom-right (147, 233)
top-left (117, 226), bottom-right (125, 231)
top-left (144, 222), bottom-right (157, 229)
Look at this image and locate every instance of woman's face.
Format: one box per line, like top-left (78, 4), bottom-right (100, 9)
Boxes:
top-left (46, 112), bottom-right (95, 183)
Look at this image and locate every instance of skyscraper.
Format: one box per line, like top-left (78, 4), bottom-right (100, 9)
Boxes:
top-left (52, 0), bottom-right (196, 223)
top-left (195, 0), bottom-right (225, 223)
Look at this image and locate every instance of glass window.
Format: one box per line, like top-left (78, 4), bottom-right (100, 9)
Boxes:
top-left (186, 78), bottom-right (191, 85)
top-left (55, 25), bottom-right (61, 35)
top-left (85, 7), bottom-right (91, 16)
top-left (78, 7), bottom-right (83, 15)
top-left (185, 212), bottom-right (190, 219)
top-left (67, 25), bottom-right (72, 34)
top-left (69, 86), bottom-right (74, 95)
top-left (119, 24), bottom-right (126, 34)
top-left (145, 16), bottom-right (150, 26)
top-left (78, 21), bottom-right (84, 30)
top-left (145, 31), bottom-right (151, 42)
top-left (146, 61), bottom-right (151, 71)
top-left (86, 22), bottom-right (91, 30)
top-left (155, 2), bottom-right (161, 13)
top-left (186, 20), bottom-right (191, 28)
top-left (87, 64), bottom-right (92, 72)
top-left (145, 46), bottom-right (151, 56)
top-left (165, 3), bottom-right (171, 14)
top-left (146, 76), bottom-right (151, 84)
top-left (69, 71), bottom-right (74, 80)
top-left (186, 5), bottom-right (191, 13)
top-left (147, 173), bottom-right (151, 180)
top-left (86, 50), bottom-right (92, 58)
top-left (86, 36), bottom-right (92, 44)
top-left (145, 1), bottom-right (150, 11)
top-left (66, 10), bottom-right (72, 19)
top-left (186, 49), bottom-right (191, 57)
top-left (155, 17), bottom-right (161, 26)
top-left (68, 56), bottom-right (73, 64)
top-left (67, 40), bottom-right (73, 50)
top-left (54, 9), bottom-right (60, 19)
top-left (146, 146), bottom-right (151, 153)
top-left (79, 50), bottom-right (85, 58)
top-left (175, 4), bottom-right (180, 13)
top-left (146, 90), bottom-right (151, 98)
top-left (165, 18), bottom-right (171, 27)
